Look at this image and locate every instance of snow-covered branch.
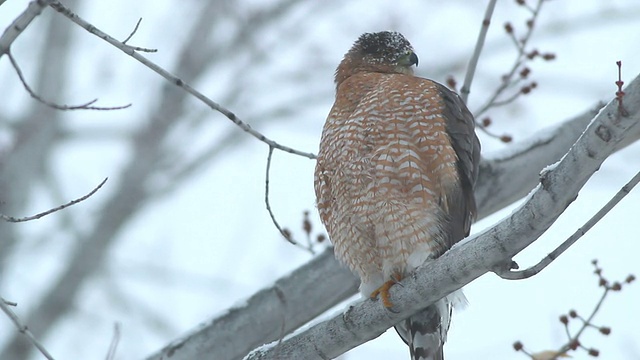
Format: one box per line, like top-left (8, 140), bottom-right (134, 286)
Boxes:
top-left (144, 75), bottom-right (640, 360)
top-left (244, 73), bottom-right (640, 359)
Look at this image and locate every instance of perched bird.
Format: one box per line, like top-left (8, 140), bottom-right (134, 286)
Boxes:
top-left (314, 31), bottom-right (480, 360)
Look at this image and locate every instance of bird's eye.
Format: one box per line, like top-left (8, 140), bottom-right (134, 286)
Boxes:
top-left (402, 51), bottom-right (418, 67)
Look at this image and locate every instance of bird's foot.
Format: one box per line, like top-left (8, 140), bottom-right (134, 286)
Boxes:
top-left (370, 274), bottom-right (403, 309)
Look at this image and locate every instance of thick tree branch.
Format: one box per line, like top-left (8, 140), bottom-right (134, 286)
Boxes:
top-left (245, 73), bottom-right (640, 360)
top-left (144, 75), bottom-right (640, 360)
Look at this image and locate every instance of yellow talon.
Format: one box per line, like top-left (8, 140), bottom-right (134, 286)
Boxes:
top-left (370, 273), bottom-right (403, 308)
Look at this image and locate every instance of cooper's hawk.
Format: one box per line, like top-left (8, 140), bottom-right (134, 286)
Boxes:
top-left (314, 31), bottom-right (480, 360)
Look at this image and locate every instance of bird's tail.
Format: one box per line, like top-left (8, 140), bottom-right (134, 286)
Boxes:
top-left (394, 290), bottom-right (466, 360)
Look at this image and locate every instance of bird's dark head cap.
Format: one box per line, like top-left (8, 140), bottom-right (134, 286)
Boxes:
top-left (353, 31), bottom-right (418, 67)
top-left (334, 31), bottom-right (418, 88)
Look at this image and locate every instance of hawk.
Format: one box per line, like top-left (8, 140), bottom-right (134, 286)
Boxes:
top-left (314, 31), bottom-right (480, 360)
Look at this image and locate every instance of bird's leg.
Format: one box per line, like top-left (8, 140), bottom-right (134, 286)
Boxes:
top-left (370, 272), bottom-right (404, 308)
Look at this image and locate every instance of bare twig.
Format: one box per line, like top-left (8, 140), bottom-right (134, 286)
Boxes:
top-left (48, 1), bottom-right (316, 159)
top-left (302, 210), bottom-right (314, 251)
top-left (1, 177), bottom-right (108, 223)
top-left (119, 17), bottom-right (156, 53)
top-left (460, 0), bottom-right (497, 103)
top-left (0, 296), bottom-right (56, 360)
top-left (615, 60), bottom-right (629, 116)
top-left (555, 261), bottom-right (634, 357)
top-left (105, 323), bottom-right (121, 360)
top-left (284, 210), bottom-right (325, 254)
top-left (474, 0), bottom-right (549, 118)
top-left (122, 18), bottom-right (142, 44)
top-left (513, 261), bottom-right (635, 359)
top-left (495, 169), bottom-right (640, 280)
top-left (7, 52), bottom-right (131, 110)
top-left (264, 146), bottom-right (322, 253)
top-left (265, 146), bottom-right (300, 247)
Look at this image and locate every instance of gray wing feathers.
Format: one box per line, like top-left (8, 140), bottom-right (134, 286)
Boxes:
top-left (435, 83), bottom-right (481, 242)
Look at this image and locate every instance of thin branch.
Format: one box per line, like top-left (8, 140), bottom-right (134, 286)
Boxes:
top-left (265, 147), bottom-right (320, 253)
top-left (48, 1), bottom-right (316, 159)
top-left (474, 0), bottom-right (547, 118)
top-left (554, 262), bottom-right (633, 358)
top-left (41, 162), bottom-right (84, 239)
top-left (558, 289), bottom-right (609, 357)
top-left (0, 177), bottom-right (108, 223)
top-left (474, 116), bottom-right (513, 143)
top-left (122, 18), bottom-right (142, 44)
top-left (264, 146), bottom-right (300, 247)
top-left (495, 169), bottom-right (640, 280)
top-left (460, 0), bottom-right (497, 103)
top-left (105, 322), bottom-right (121, 360)
top-left (7, 52), bottom-right (131, 110)
top-left (119, 16), bottom-right (156, 53)
top-left (0, 296), bottom-right (56, 360)
top-left (488, 81), bottom-right (527, 107)
top-left (513, 261), bottom-right (634, 359)
top-left (616, 60), bottom-right (629, 116)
